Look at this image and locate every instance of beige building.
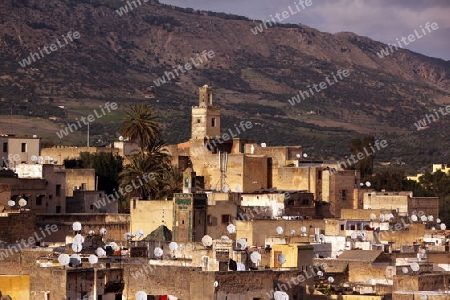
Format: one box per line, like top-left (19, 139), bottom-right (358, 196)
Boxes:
top-left (0, 135), bottom-right (40, 167)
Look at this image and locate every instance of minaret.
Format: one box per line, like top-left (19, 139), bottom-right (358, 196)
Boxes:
top-left (191, 85), bottom-right (221, 140)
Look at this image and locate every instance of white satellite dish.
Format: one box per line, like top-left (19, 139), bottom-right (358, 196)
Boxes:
top-left (58, 254), bottom-right (70, 266)
top-left (169, 242), bottom-right (178, 251)
top-left (88, 254), bottom-right (98, 264)
top-left (124, 232), bottom-right (133, 240)
top-left (365, 181), bottom-right (371, 187)
top-left (213, 281), bottom-right (219, 288)
top-left (384, 214), bottom-right (391, 221)
top-left (274, 291), bottom-right (289, 300)
top-left (99, 228), bottom-right (107, 235)
top-left (72, 222), bottom-right (82, 231)
top-left (379, 214), bottom-right (385, 222)
top-left (136, 229), bottom-right (144, 238)
top-left (220, 235), bottom-right (230, 240)
top-left (428, 215), bottom-right (434, 222)
top-left (88, 230), bottom-right (95, 235)
top-left (277, 253), bottom-right (286, 265)
top-left (227, 224), bottom-right (236, 234)
top-left (369, 213), bottom-right (376, 221)
top-left (74, 234), bottom-right (84, 244)
top-left (250, 252), bottom-right (261, 264)
top-left (328, 276), bottom-right (334, 283)
top-left (31, 155), bottom-right (37, 162)
top-left (410, 262), bottom-right (420, 272)
top-left (319, 234), bottom-right (325, 242)
top-left (7, 200), bottom-right (15, 207)
top-left (154, 247), bottom-right (163, 257)
top-left (109, 242), bottom-right (120, 251)
top-left (420, 215), bottom-right (427, 222)
top-left (411, 215), bottom-right (418, 222)
top-left (95, 247), bottom-right (106, 256)
top-left (276, 226), bottom-right (283, 235)
top-left (431, 227), bottom-right (436, 230)
top-left (420, 249), bottom-right (426, 254)
top-left (401, 267), bottom-right (409, 274)
top-left (300, 226), bottom-right (307, 233)
top-left (261, 143), bottom-right (267, 147)
top-left (222, 186), bottom-right (230, 193)
top-left (437, 218), bottom-right (441, 224)
top-left (71, 243), bottom-right (82, 253)
top-left (290, 230), bottom-right (296, 235)
top-left (18, 198), bottom-right (27, 207)
top-left (119, 136), bottom-right (124, 141)
top-left (202, 235), bottom-right (213, 247)
top-left (317, 271), bottom-right (323, 276)
top-left (237, 238), bottom-right (247, 250)
top-left (296, 154), bottom-right (301, 158)
top-left (440, 223), bottom-right (446, 230)
top-left (235, 185), bottom-right (242, 193)
top-left (70, 254), bottom-right (81, 266)
top-left (350, 232), bottom-right (357, 239)
top-left (135, 291), bottom-right (147, 300)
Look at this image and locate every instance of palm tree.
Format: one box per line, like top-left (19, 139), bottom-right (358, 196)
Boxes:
top-left (120, 104), bottom-right (161, 152)
top-left (157, 166), bottom-right (183, 199)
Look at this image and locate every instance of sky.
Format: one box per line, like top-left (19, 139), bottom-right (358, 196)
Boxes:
top-left (160, 0), bottom-right (450, 61)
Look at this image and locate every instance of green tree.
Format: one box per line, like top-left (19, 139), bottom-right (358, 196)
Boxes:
top-left (157, 165), bottom-right (183, 200)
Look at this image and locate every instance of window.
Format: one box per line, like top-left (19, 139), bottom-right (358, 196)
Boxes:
top-left (287, 199), bottom-right (295, 206)
top-left (317, 170), bottom-right (322, 180)
top-left (90, 205), bottom-right (94, 210)
top-left (221, 214), bottom-right (231, 224)
top-left (56, 184), bottom-right (61, 196)
top-left (36, 195), bottom-right (44, 206)
top-left (197, 118), bottom-right (201, 123)
top-left (21, 143), bottom-right (26, 152)
top-left (302, 199), bottom-right (309, 206)
top-left (2, 142), bottom-right (7, 152)
top-left (211, 117), bottom-right (216, 127)
top-left (341, 190), bottom-right (347, 200)
top-left (340, 224), bottom-right (345, 231)
top-left (207, 214), bottom-right (213, 226)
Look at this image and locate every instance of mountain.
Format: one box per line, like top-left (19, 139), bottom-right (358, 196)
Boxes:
top-left (1, 0), bottom-right (450, 171)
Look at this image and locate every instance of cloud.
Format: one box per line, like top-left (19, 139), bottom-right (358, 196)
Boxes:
top-left (160, 0), bottom-right (450, 60)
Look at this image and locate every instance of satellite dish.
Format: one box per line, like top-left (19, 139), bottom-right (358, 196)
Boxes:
top-left (427, 215), bottom-right (434, 222)
top-left (290, 230), bottom-right (296, 235)
top-left (124, 232), bottom-right (133, 240)
top-left (74, 234), bottom-right (84, 244)
top-left (8, 200), bottom-right (15, 207)
top-left (365, 181), bottom-right (371, 187)
top-left (420, 215), bottom-right (427, 222)
top-left (222, 186), bottom-right (230, 193)
top-left (227, 224), bottom-right (236, 234)
top-left (250, 252), bottom-right (261, 264)
top-left (300, 226), bottom-right (307, 233)
top-left (274, 291), bottom-right (289, 300)
top-left (402, 267), bottom-right (409, 274)
top-left (436, 218), bottom-right (441, 224)
top-left (136, 229), bottom-right (144, 238)
top-left (88, 230), bottom-right (95, 235)
top-left (277, 253), bottom-right (286, 265)
top-left (18, 198), bottom-right (27, 207)
top-left (220, 235), bottom-right (230, 240)
top-left (410, 262), bottom-right (420, 272)
top-left (99, 228), bottom-right (107, 235)
top-left (350, 232), bottom-right (357, 239)
top-left (370, 213), bottom-right (376, 221)
top-left (317, 271), bottom-right (323, 276)
top-left (319, 234), bottom-right (325, 242)
top-left (58, 254), bottom-right (70, 266)
top-left (411, 215), bottom-right (418, 222)
top-left (384, 214), bottom-right (391, 221)
top-left (234, 185), bottom-right (242, 193)
top-left (71, 243), bottom-right (82, 253)
top-left (72, 222), bottom-right (82, 231)
top-left (88, 254), bottom-right (98, 264)
top-left (135, 291), bottom-right (147, 300)
top-left (169, 242), bottom-right (178, 251)
top-left (328, 276), bottom-right (334, 283)
top-left (431, 227), bottom-right (436, 230)
top-left (213, 281), bottom-right (219, 287)
top-left (261, 143), bottom-right (267, 147)
top-left (236, 238), bottom-right (247, 250)
top-left (420, 249), bottom-right (426, 254)
top-left (379, 214), bottom-right (385, 222)
top-left (109, 242), bottom-right (120, 251)
top-left (95, 247), bottom-right (106, 256)
top-left (119, 136), bottom-right (124, 141)
top-left (154, 247), bottom-right (163, 257)
top-left (296, 154), bottom-right (301, 158)
top-left (440, 223), bottom-right (446, 230)
top-left (31, 155), bottom-right (38, 162)
top-left (70, 254), bottom-right (81, 266)
top-left (421, 295), bottom-right (428, 300)
top-left (276, 226), bottom-right (284, 235)
top-left (202, 235), bottom-right (213, 247)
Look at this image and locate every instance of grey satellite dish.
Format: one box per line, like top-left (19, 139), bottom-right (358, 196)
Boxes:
top-left (202, 235), bottom-right (213, 247)
top-left (437, 218), bottom-right (441, 224)
top-left (328, 276), bottom-right (334, 283)
top-left (274, 291), bottom-right (289, 300)
top-left (277, 253), bottom-right (286, 265)
top-left (276, 226), bottom-right (283, 235)
top-left (8, 200), bottom-right (15, 207)
top-left (95, 247), bottom-right (106, 256)
top-left (237, 238), bottom-right (247, 250)
top-left (58, 254), bottom-right (70, 266)
top-left (74, 234), bottom-right (84, 244)
top-left (411, 215), bottom-right (418, 222)
top-left (235, 185), bottom-right (242, 193)
top-left (227, 224), bottom-right (236, 234)
top-left (70, 254), bottom-right (81, 266)
top-left (71, 243), bottom-right (82, 253)
top-left (154, 247), bottom-right (163, 257)
top-left (410, 262), bottom-right (420, 272)
top-left (402, 267), bottom-right (409, 274)
top-left (169, 242), bottom-right (178, 251)
top-left (135, 291), bottom-right (147, 300)
top-left (136, 229), bottom-right (144, 238)
top-left (250, 252), bottom-right (261, 264)
top-left (72, 222), bottom-right (82, 231)
top-left (317, 271), bottom-right (323, 276)
top-left (18, 198), bottom-right (27, 207)
top-left (420, 215), bottom-right (427, 222)
top-left (440, 223), bottom-right (446, 230)
top-left (88, 254), bottom-right (98, 264)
